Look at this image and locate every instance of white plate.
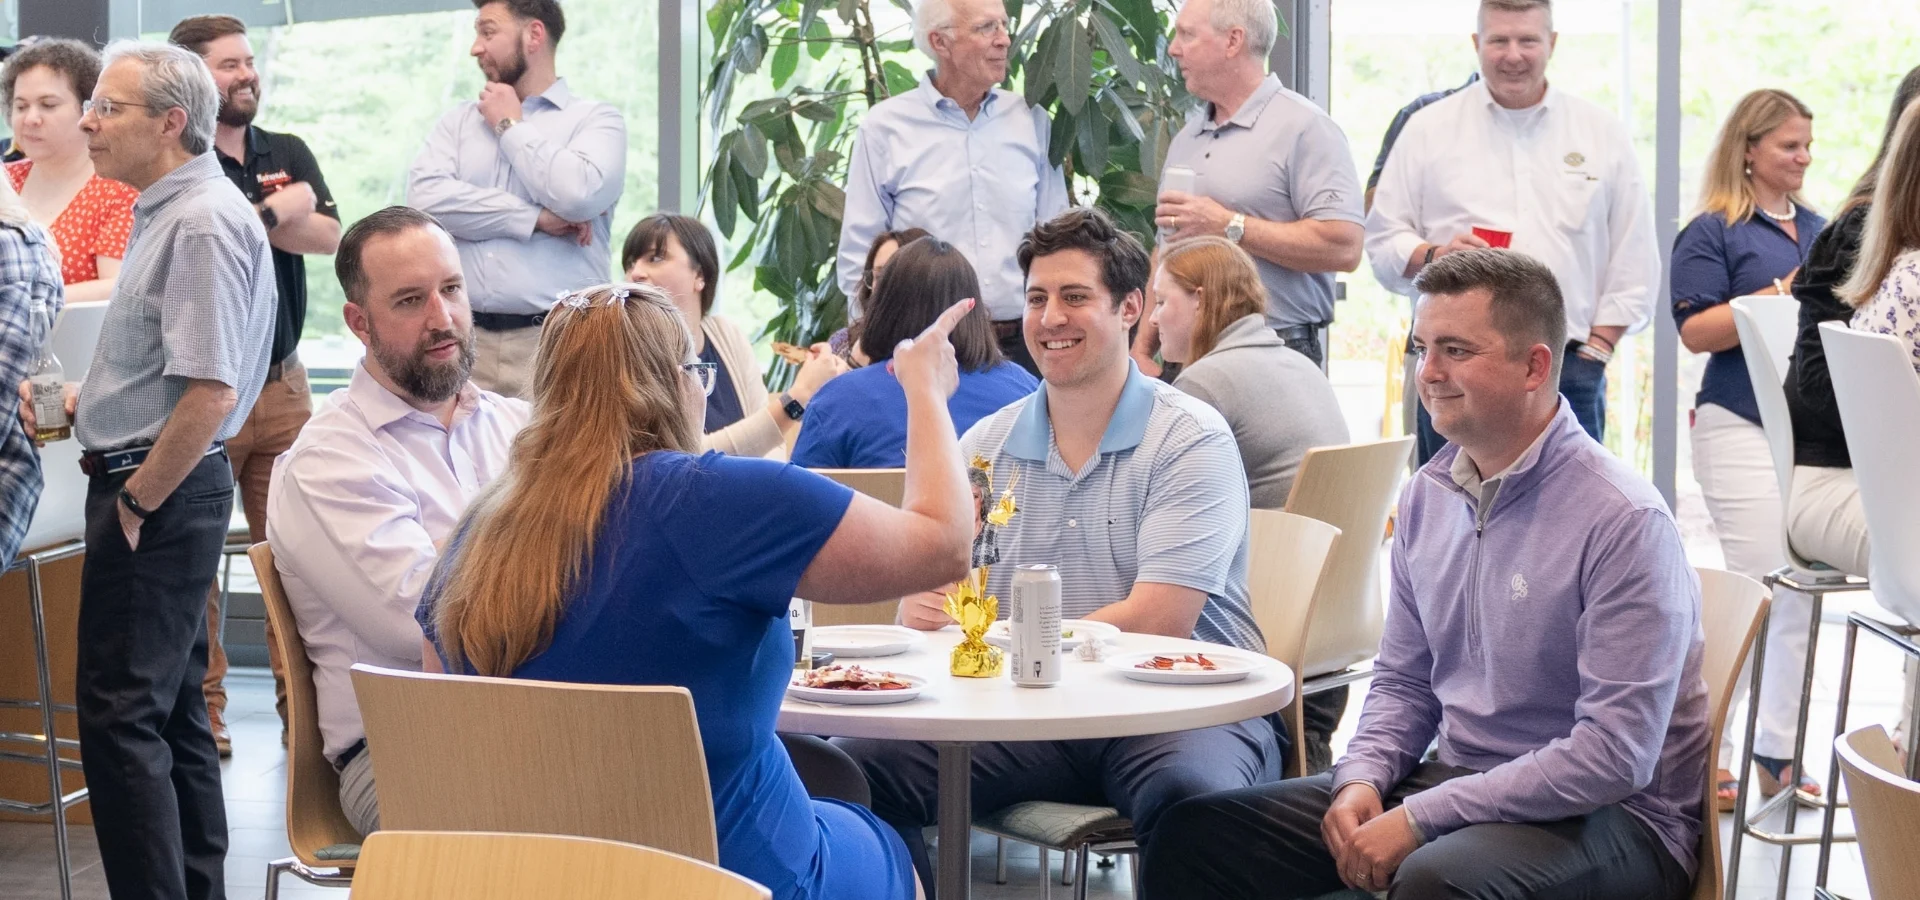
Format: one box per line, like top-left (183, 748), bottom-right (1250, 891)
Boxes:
top-left (787, 672), bottom-right (928, 705)
top-left (1105, 650), bottom-right (1266, 685)
top-left (984, 618), bottom-right (1121, 651)
top-left (810, 625), bottom-right (927, 658)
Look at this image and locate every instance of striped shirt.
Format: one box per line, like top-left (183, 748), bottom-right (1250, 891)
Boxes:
top-left (75, 153), bottom-right (277, 451)
top-left (960, 363), bottom-right (1262, 652)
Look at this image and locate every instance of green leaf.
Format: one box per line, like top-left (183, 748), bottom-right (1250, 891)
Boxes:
top-left (734, 23), bottom-right (769, 74)
top-left (771, 38), bottom-right (800, 89)
top-left (798, 0), bottom-right (822, 33)
top-left (1076, 91), bottom-right (1110, 176)
top-left (713, 146), bottom-right (739, 236)
top-left (1096, 169), bottom-right (1159, 208)
top-left (737, 123), bottom-right (770, 177)
top-left (882, 60), bottom-right (919, 97)
top-left (835, 0), bottom-right (856, 25)
top-left (1048, 107), bottom-right (1075, 169)
top-left (1024, 18), bottom-right (1063, 108)
top-left (731, 154), bottom-right (761, 223)
top-left (1055, 14), bottom-right (1092, 116)
top-left (805, 17), bottom-right (834, 59)
top-left (740, 97), bottom-right (789, 125)
top-left (811, 180), bottom-right (846, 222)
top-left (794, 98), bottom-right (837, 122)
top-left (1089, 12), bottom-right (1147, 88)
top-left (1101, 85), bottom-right (1144, 142)
top-left (1107, 0), bottom-right (1159, 57)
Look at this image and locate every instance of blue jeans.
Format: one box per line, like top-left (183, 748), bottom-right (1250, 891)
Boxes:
top-left (1416, 350), bottom-right (1607, 465)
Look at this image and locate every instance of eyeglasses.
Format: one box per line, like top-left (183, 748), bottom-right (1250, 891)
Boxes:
top-left (81, 98), bottom-right (154, 119)
top-left (682, 362), bottom-right (718, 396)
top-left (944, 18), bottom-right (1009, 38)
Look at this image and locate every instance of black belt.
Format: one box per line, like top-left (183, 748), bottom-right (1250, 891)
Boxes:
top-left (332, 738), bottom-right (366, 772)
top-left (1273, 324), bottom-right (1324, 345)
top-left (266, 351), bottom-right (299, 384)
top-left (992, 319), bottom-right (1022, 341)
top-left (471, 311), bottom-right (547, 332)
top-left (79, 442), bottom-right (224, 477)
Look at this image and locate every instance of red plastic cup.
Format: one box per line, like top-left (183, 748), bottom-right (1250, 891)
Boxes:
top-left (1472, 226), bottom-right (1513, 249)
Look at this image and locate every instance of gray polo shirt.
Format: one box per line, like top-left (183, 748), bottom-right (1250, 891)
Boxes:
top-left (959, 363), bottom-right (1262, 652)
top-left (1161, 75), bottom-right (1365, 328)
top-left (76, 152), bottom-right (276, 452)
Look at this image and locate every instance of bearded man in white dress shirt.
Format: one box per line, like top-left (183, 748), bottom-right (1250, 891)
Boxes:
top-left (265, 206), bottom-right (530, 834)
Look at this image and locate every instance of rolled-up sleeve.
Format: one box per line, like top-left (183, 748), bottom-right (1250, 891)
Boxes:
top-left (1670, 216), bottom-right (1731, 329)
top-left (1364, 119), bottom-right (1429, 297)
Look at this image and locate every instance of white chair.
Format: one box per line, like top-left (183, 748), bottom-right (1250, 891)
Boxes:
top-left (1725, 297), bottom-right (1872, 898)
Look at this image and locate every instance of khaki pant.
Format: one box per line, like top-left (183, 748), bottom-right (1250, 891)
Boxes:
top-left (469, 324), bottom-right (542, 399)
top-left (204, 360), bottom-right (312, 725)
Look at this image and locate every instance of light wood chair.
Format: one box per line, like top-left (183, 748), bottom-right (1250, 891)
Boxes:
top-left (347, 830), bottom-right (770, 900)
top-left (252, 542), bottom-right (361, 899)
top-left (348, 664), bottom-right (718, 863)
top-left (1283, 437), bottom-right (1415, 700)
top-left (974, 510), bottom-right (1342, 897)
top-left (1833, 724), bottom-right (1920, 899)
top-left (1692, 567), bottom-right (1770, 900)
top-left (807, 468), bottom-right (907, 627)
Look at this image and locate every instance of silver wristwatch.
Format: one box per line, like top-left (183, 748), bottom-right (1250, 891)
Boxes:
top-left (1225, 213), bottom-right (1246, 244)
top-left (494, 116), bottom-right (519, 137)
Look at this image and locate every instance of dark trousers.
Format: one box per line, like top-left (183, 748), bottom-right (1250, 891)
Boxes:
top-left (1142, 766), bottom-right (1690, 900)
top-left (78, 452), bottom-right (234, 900)
top-left (995, 319), bottom-right (1039, 379)
top-left (838, 717), bottom-right (1283, 897)
top-left (1415, 349), bottom-right (1608, 465)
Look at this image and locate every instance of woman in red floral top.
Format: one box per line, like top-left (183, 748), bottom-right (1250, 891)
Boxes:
top-left (3, 38), bottom-right (137, 303)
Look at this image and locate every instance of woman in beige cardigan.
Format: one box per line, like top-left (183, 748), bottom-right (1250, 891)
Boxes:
top-left (623, 214), bottom-right (847, 458)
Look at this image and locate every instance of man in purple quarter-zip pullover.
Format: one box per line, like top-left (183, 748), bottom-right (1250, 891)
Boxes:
top-left (1142, 248), bottom-right (1707, 900)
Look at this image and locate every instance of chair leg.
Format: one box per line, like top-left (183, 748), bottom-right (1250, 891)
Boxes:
top-left (1041, 848), bottom-right (1051, 900)
top-left (1130, 853), bottom-right (1144, 900)
top-left (265, 858), bottom-right (291, 900)
top-left (1062, 846), bottom-right (1075, 885)
top-left (995, 836), bottom-right (1007, 884)
top-left (1074, 846), bottom-right (1093, 900)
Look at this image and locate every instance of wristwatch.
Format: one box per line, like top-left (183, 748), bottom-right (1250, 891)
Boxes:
top-left (494, 116), bottom-right (519, 137)
top-left (779, 391), bottom-right (806, 422)
top-left (118, 487), bottom-right (153, 520)
top-left (1225, 213), bottom-right (1246, 244)
top-left (258, 205), bottom-right (280, 231)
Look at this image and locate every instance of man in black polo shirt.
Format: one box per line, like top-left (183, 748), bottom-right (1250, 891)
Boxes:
top-left (172, 14), bottom-right (342, 754)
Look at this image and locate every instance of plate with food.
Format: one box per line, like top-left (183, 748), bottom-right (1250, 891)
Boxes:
top-left (788, 665), bottom-right (927, 705)
top-left (810, 625), bottom-right (927, 658)
top-left (1105, 650), bottom-right (1266, 685)
top-left (984, 618), bottom-right (1121, 651)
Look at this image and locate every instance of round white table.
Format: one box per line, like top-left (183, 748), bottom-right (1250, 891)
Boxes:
top-left (779, 627), bottom-right (1294, 899)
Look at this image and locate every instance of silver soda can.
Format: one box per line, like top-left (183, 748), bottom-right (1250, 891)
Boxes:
top-left (1010, 565), bottom-right (1062, 687)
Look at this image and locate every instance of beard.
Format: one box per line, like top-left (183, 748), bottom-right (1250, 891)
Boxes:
top-left (483, 36), bottom-right (528, 86)
top-left (370, 323), bottom-right (475, 404)
top-left (218, 79), bottom-right (259, 127)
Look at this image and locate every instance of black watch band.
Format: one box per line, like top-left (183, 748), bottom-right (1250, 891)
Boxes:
top-left (259, 206), bottom-right (280, 231)
top-left (118, 487), bottom-right (154, 520)
top-left (780, 391), bottom-right (806, 422)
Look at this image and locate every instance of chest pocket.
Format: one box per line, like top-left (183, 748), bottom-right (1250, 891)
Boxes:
top-left (1553, 167), bottom-right (1605, 227)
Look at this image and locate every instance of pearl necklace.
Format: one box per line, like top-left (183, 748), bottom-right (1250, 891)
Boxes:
top-left (1760, 200), bottom-right (1797, 223)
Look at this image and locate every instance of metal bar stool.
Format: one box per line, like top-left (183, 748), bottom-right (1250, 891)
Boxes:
top-left (0, 540), bottom-right (88, 900)
top-left (1815, 612), bottom-right (1920, 889)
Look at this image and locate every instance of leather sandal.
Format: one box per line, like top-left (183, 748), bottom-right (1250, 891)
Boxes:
top-left (1754, 755), bottom-right (1822, 799)
top-left (1715, 768), bottom-right (1739, 812)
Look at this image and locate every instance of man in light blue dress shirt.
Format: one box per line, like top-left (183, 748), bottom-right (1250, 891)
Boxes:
top-left (407, 0), bottom-right (626, 398)
top-left (837, 0), bottom-right (1068, 376)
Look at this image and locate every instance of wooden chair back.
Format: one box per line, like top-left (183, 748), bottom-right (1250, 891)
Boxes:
top-left (1835, 724), bottom-right (1920, 900)
top-left (1691, 567), bottom-right (1770, 900)
top-left (349, 665), bottom-right (718, 863)
top-left (1283, 437), bottom-right (1414, 678)
top-left (252, 542), bottom-right (362, 867)
top-left (807, 468), bottom-right (907, 627)
top-left (347, 831), bottom-right (770, 900)
top-left (1244, 510), bottom-right (1341, 777)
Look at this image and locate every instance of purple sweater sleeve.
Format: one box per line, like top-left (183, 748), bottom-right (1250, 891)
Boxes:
top-left (1398, 508), bottom-right (1698, 837)
top-left (1328, 498), bottom-right (1444, 797)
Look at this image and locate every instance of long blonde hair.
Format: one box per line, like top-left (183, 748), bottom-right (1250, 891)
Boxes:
top-left (1841, 98), bottom-right (1920, 308)
top-left (433, 283), bottom-right (702, 675)
top-left (1157, 237), bottom-right (1265, 361)
top-left (1695, 89), bottom-right (1814, 224)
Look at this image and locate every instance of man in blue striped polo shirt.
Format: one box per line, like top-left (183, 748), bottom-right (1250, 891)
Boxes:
top-left (840, 207), bottom-right (1282, 893)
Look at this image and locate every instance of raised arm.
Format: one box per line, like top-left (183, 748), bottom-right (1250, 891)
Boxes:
top-left (497, 104), bottom-right (627, 224)
top-left (406, 107), bottom-right (541, 242)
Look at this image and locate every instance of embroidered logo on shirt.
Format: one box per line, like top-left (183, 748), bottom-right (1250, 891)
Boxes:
top-left (1564, 152), bottom-right (1585, 167)
top-left (1510, 573), bottom-right (1530, 602)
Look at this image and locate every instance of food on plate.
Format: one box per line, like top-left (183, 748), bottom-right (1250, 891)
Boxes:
top-left (1136, 653), bottom-right (1218, 672)
top-left (795, 664), bottom-right (914, 691)
top-left (1062, 629), bottom-right (1075, 639)
top-left (771, 341), bottom-right (811, 364)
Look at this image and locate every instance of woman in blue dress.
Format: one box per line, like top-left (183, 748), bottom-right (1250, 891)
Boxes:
top-left (418, 283), bottom-right (976, 900)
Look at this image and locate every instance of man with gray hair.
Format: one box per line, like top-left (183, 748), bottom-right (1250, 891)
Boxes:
top-left (837, 0), bottom-right (1068, 375)
top-left (67, 40), bottom-right (274, 900)
top-left (1145, 0), bottom-right (1364, 371)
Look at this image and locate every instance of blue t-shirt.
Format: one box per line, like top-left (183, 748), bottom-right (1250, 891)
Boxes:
top-left (420, 452), bottom-right (913, 900)
top-left (701, 340), bottom-right (747, 431)
top-left (791, 360), bottom-right (1038, 468)
top-left (1670, 206), bottom-right (1824, 425)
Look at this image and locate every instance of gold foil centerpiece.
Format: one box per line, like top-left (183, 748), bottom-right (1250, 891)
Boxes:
top-left (946, 457), bottom-right (1020, 677)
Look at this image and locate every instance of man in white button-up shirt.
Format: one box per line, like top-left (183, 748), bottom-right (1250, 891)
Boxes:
top-left (1365, 0), bottom-right (1658, 454)
top-left (266, 207), bottom-right (529, 835)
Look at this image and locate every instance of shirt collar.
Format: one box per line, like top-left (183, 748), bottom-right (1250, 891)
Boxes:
top-left (918, 71), bottom-right (1000, 117)
top-left (1005, 361), bottom-right (1158, 462)
top-left (1473, 77), bottom-right (1556, 116)
top-left (1448, 397), bottom-right (1572, 502)
top-left (1200, 73), bottom-right (1284, 133)
top-left (133, 152), bottom-right (222, 215)
top-left (349, 362), bottom-right (483, 433)
top-left (527, 77), bottom-right (575, 111)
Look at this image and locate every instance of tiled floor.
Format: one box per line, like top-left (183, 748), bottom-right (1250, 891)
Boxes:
top-left (2, 594), bottom-right (1906, 899)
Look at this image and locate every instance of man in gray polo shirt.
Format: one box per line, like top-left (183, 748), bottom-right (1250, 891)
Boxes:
top-left (840, 208), bottom-right (1280, 893)
top-left (1144, 0), bottom-right (1364, 369)
top-left (70, 42), bottom-right (274, 900)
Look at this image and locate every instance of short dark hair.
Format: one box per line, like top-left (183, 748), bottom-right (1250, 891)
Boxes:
top-left (337, 206), bottom-right (448, 305)
top-left (1017, 206), bottom-right (1151, 306)
top-left (1, 38), bottom-right (101, 110)
top-left (1413, 248), bottom-right (1567, 381)
top-left (167, 15), bottom-right (248, 56)
top-left (860, 238), bottom-right (1002, 371)
top-left (474, 0), bottom-right (567, 49)
top-left (857, 226), bottom-right (932, 311)
top-left (621, 214), bottom-right (719, 315)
